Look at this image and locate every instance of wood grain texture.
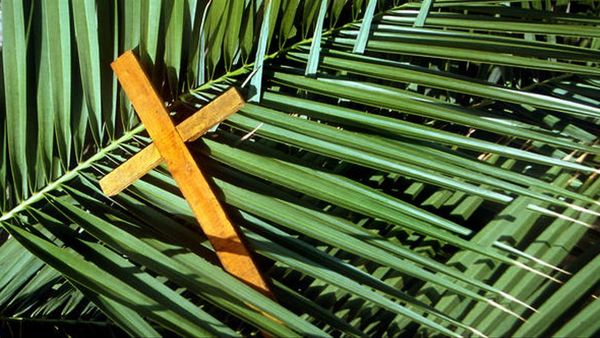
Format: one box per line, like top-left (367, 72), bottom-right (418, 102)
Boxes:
top-left (110, 50), bottom-right (272, 297)
top-left (99, 88), bottom-right (244, 196)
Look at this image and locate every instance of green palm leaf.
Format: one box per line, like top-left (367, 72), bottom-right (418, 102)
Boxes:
top-left (1, 0), bottom-right (599, 336)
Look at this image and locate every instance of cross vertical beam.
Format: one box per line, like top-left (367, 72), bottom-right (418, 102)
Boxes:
top-left (111, 51), bottom-right (271, 297)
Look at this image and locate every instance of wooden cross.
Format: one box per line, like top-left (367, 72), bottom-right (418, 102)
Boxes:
top-left (100, 51), bottom-right (273, 298)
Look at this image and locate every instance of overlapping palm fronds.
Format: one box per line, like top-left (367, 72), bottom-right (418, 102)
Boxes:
top-left (1, 0), bottom-right (599, 337)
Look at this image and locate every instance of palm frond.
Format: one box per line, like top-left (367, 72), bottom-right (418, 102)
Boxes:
top-left (1, 0), bottom-right (599, 336)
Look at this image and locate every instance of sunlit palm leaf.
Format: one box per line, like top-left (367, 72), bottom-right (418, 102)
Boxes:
top-left (1, 1), bottom-right (599, 337)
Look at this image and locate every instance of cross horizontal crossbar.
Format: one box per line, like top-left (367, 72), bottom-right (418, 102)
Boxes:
top-left (99, 88), bottom-right (244, 196)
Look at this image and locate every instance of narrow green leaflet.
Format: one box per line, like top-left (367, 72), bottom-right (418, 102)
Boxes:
top-left (263, 92), bottom-right (599, 209)
top-left (121, 166), bottom-right (488, 335)
top-left (1, 221), bottom-right (216, 337)
top-left (3, 264), bottom-right (63, 314)
top-left (224, 0), bottom-right (244, 70)
top-left (552, 299), bottom-right (600, 338)
top-left (92, 4), bottom-right (116, 141)
top-left (140, 0), bottom-right (162, 71)
top-left (414, 0), bottom-right (434, 27)
top-left (352, 0), bottom-right (376, 53)
top-left (249, 216), bottom-right (486, 337)
top-left (230, 110), bottom-right (513, 203)
top-left (272, 281), bottom-right (367, 337)
top-left (192, 0), bottom-right (212, 86)
top-left (352, 0), bottom-right (364, 19)
top-left (384, 11), bottom-right (600, 38)
top-left (204, 0), bottom-right (228, 78)
top-left (513, 254), bottom-right (600, 337)
top-left (266, 0), bottom-right (282, 51)
top-left (164, 0), bottom-right (185, 98)
top-left (432, 4), bottom-right (600, 25)
top-left (260, 92), bottom-right (600, 207)
top-left (0, 239), bottom-right (45, 308)
top-left (201, 137), bottom-right (563, 276)
top-left (220, 180), bottom-right (529, 314)
top-left (290, 50), bottom-right (600, 120)
top-left (305, 0), bottom-right (328, 76)
top-left (332, 35), bottom-right (600, 75)
top-left (239, 0), bottom-right (255, 63)
top-left (0, 61), bottom-right (4, 210)
top-left (117, 0), bottom-right (141, 132)
top-left (2, 0), bottom-right (30, 200)
top-left (279, 0), bottom-right (301, 46)
top-left (1, 1), bottom-right (598, 336)
top-left (238, 103), bottom-right (598, 208)
top-left (52, 195), bottom-right (327, 337)
top-left (271, 72), bottom-right (598, 172)
top-left (242, 230), bottom-right (461, 337)
top-left (38, 0), bottom-right (71, 174)
top-left (342, 24), bottom-right (600, 61)
top-left (302, 0), bottom-right (322, 38)
top-left (205, 137), bottom-right (472, 236)
top-left (71, 0), bottom-right (103, 144)
top-left (71, 174), bottom-right (308, 337)
top-left (0, 127), bottom-right (7, 210)
top-left (70, 281), bottom-right (161, 338)
top-left (249, 0), bottom-right (274, 102)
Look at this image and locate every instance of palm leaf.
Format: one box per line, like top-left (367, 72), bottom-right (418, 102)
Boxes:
top-left (1, 1), bottom-right (599, 336)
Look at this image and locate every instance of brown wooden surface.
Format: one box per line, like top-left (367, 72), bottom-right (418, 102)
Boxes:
top-left (111, 50), bottom-right (272, 297)
top-left (99, 88), bottom-right (244, 196)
